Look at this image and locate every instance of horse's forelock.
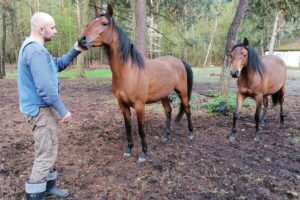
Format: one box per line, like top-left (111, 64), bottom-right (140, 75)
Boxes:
top-left (232, 43), bottom-right (248, 52)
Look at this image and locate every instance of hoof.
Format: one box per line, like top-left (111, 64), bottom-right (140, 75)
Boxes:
top-left (138, 152), bottom-right (146, 163)
top-left (188, 132), bottom-right (194, 140)
top-left (161, 136), bottom-right (168, 142)
top-left (123, 148), bottom-right (132, 158)
top-left (227, 133), bottom-right (236, 141)
top-left (254, 135), bottom-right (260, 142)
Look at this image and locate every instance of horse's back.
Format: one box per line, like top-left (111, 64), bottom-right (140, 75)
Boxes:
top-left (151, 55), bottom-right (184, 69)
top-left (262, 55), bottom-right (286, 77)
top-left (261, 54), bottom-right (286, 93)
top-left (143, 56), bottom-right (187, 103)
top-left (145, 55), bottom-right (186, 78)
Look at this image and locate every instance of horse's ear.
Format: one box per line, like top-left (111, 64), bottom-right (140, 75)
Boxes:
top-left (107, 4), bottom-right (113, 16)
top-left (243, 38), bottom-right (249, 46)
top-left (94, 6), bottom-right (101, 17)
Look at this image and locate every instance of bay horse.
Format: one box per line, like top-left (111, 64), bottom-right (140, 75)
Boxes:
top-left (78, 5), bottom-right (193, 162)
top-left (228, 38), bottom-right (286, 141)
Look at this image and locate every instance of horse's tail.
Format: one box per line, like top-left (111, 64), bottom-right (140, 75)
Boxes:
top-left (176, 60), bottom-right (193, 122)
top-left (271, 86), bottom-right (284, 106)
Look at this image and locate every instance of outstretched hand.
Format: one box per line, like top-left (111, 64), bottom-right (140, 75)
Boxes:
top-left (60, 111), bottom-right (71, 123)
top-left (74, 41), bottom-right (86, 52)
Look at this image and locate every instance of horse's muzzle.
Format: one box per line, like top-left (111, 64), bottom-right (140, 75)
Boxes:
top-left (78, 36), bottom-right (89, 50)
top-left (230, 70), bottom-right (240, 78)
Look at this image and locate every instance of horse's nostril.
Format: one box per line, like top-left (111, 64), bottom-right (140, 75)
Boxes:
top-left (230, 71), bottom-right (239, 78)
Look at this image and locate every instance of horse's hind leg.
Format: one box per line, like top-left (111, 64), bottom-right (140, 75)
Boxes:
top-left (119, 103), bottom-right (133, 158)
top-left (161, 98), bottom-right (172, 142)
top-left (134, 103), bottom-right (147, 163)
top-left (177, 94), bottom-right (193, 140)
top-left (254, 95), bottom-right (263, 141)
top-left (260, 96), bottom-right (268, 127)
top-left (278, 87), bottom-right (285, 128)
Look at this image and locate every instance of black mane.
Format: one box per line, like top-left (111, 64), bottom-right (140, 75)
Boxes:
top-left (232, 43), bottom-right (266, 76)
top-left (111, 18), bottom-right (144, 68)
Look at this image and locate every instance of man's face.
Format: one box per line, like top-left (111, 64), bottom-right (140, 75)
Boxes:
top-left (42, 20), bottom-right (57, 42)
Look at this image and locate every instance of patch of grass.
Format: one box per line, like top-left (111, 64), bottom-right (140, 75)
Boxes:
top-left (240, 173), bottom-right (263, 182)
top-left (5, 72), bottom-right (17, 79)
top-left (204, 92), bottom-right (252, 114)
top-left (291, 137), bottom-right (300, 145)
top-left (210, 188), bottom-right (228, 197)
top-left (237, 196), bottom-right (248, 200)
top-left (5, 68), bottom-right (112, 79)
top-left (192, 67), bottom-right (222, 83)
top-left (134, 176), bottom-right (153, 191)
top-left (59, 69), bottom-right (112, 78)
top-left (169, 92), bottom-right (202, 110)
top-left (178, 160), bottom-right (186, 172)
top-left (145, 103), bottom-right (165, 113)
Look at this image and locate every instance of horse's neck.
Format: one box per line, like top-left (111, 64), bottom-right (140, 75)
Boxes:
top-left (241, 65), bottom-right (255, 81)
top-left (107, 42), bottom-right (123, 75)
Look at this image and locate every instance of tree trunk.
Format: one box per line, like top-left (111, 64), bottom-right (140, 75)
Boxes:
top-left (268, 9), bottom-right (284, 54)
top-left (131, 0), bottom-right (136, 43)
top-left (203, 0), bottom-right (221, 67)
top-left (219, 0), bottom-right (249, 98)
top-left (75, 0), bottom-right (89, 77)
top-left (135, 0), bottom-right (147, 56)
top-left (0, 0), bottom-right (9, 78)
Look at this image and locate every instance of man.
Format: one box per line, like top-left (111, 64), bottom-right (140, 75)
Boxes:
top-left (17, 12), bottom-right (85, 199)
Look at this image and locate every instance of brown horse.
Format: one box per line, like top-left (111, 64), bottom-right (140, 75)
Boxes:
top-left (228, 38), bottom-right (286, 141)
top-left (78, 5), bottom-right (193, 162)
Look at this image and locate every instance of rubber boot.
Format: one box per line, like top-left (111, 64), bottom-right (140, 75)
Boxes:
top-left (25, 179), bottom-right (46, 200)
top-left (46, 168), bottom-right (70, 199)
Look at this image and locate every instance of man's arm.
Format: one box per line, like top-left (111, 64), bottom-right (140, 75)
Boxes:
top-left (54, 42), bottom-right (84, 72)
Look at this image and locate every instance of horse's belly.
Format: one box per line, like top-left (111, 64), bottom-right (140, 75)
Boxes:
top-left (146, 86), bottom-right (174, 103)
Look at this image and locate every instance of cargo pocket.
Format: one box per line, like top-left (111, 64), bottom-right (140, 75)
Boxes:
top-left (50, 128), bottom-right (59, 145)
top-left (31, 117), bottom-right (47, 132)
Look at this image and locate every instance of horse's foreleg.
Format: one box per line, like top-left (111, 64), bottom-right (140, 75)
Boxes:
top-left (135, 104), bottom-right (147, 163)
top-left (254, 96), bottom-right (263, 141)
top-left (161, 98), bottom-right (172, 142)
top-left (260, 96), bottom-right (269, 127)
top-left (227, 93), bottom-right (245, 141)
top-left (119, 103), bottom-right (133, 158)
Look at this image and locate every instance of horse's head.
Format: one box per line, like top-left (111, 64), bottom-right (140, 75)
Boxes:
top-left (78, 4), bottom-right (114, 50)
top-left (230, 38), bottom-right (249, 78)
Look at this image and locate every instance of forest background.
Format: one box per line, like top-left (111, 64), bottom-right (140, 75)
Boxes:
top-left (0, 0), bottom-right (299, 94)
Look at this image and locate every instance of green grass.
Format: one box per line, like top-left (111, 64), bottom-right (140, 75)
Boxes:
top-left (5, 68), bottom-right (112, 79)
top-left (58, 69), bottom-right (112, 78)
top-left (204, 92), bottom-right (253, 114)
top-left (291, 137), bottom-right (300, 145)
top-left (192, 67), bottom-right (222, 83)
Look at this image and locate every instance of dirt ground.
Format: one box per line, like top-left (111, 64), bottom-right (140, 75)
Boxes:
top-left (0, 73), bottom-right (299, 200)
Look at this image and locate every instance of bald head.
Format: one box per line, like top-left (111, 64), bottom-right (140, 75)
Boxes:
top-left (31, 12), bottom-right (54, 31)
top-left (30, 12), bottom-right (57, 43)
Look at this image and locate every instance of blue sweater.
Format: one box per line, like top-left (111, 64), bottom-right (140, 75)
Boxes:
top-left (17, 37), bottom-right (80, 117)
